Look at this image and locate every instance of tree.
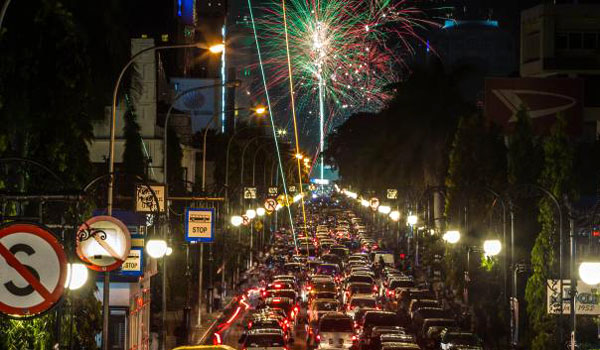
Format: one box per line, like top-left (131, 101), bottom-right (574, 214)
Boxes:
top-left (122, 96), bottom-right (147, 178)
top-left (525, 115), bottom-right (574, 350)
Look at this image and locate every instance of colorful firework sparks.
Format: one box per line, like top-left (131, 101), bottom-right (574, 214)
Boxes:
top-left (255, 0), bottom-right (435, 130)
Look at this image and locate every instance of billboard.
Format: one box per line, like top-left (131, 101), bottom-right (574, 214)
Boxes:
top-left (485, 77), bottom-right (584, 135)
top-left (170, 78), bottom-right (220, 133)
top-left (547, 279), bottom-right (600, 315)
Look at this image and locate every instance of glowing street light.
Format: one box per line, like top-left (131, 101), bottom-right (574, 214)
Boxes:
top-left (256, 207), bottom-right (266, 217)
top-left (389, 211), bottom-right (400, 222)
top-left (64, 263), bottom-right (89, 290)
top-left (443, 230), bottom-right (461, 244)
top-left (295, 153), bottom-right (304, 159)
top-left (378, 205), bottom-right (391, 214)
top-left (246, 209), bottom-right (257, 219)
top-left (146, 239), bottom-right (168, 258)
top-left (579, 262), bottom-right (600, 285)
top-left (208, 43), bottom-right (225, 53)
top-left (254, 106), bottom-right (267, 116)
top-left (165, 247), bottom-right (173, 256)
top-left (407, 215), bottom-right (418, 226)
top-left (361, 199), bottom-right (369, 207)
top-left (231, 215), bottom-right (243, 227)
top-left (483, 240), bottom-right (502, 257)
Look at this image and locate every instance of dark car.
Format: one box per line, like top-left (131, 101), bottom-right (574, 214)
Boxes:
top-left (359, 311), bottom-right (401, 348)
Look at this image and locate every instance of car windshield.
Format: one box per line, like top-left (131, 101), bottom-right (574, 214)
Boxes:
top-left (246, 334), bottom-right (285, 347)
top-left (252, 320), bottom-right (280, 329)
top-left (364, 313), bottom-right (398, 327)
top-left (349, 275), bottom-right (373, 284)
top-left (389, 280), bottom-right (414, 289)
top-left (350, 284), bottom-right (372, 294)
top-left (351, 298), bottom-right (376, 308)
top-left (315, 301), bottom-right (339, 311)
top-left (320, 318), bottom-right (353, 332)
top-left (419, 309), bottom-right (447, 319)
top-left (317, 265), bottom-right (339, 275)
top-left (314, 282), bottom-right (336, 291)
top-left (447, 333), bottom-right (481, 345)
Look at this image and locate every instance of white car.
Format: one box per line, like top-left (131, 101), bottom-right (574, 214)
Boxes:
top-left (346, 294), bottom-right (378, 319)
top-left (317, 312), bottom-right (356, 349)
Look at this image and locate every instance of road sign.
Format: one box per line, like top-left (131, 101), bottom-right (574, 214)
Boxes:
top-left (0, 223), bottom-right (68, 318)
top-left (185, 208), bottom-right (215, 243)
top-left (387, 189), bottom-right (398, 199)
top-left (244, 187), bottom-right (257, 199)
top-left (289, 186), bottom-right (297, 193)
top-left (254, 221), bottom-right (263, 231)
top-left (119, 247), bottom-right (143, 276)
top-left (135, 184), bottom-right (166, 213)
top-left (242, 215), bottom-right (250, 226)
top-left (369, 197), bottom-right (380, 211)
top-left (268, 187), bottom-right (278, 196)
top-left (76, 216), bottom-right (131, 272)
top-left (265, 198), bottom-right (277, 213)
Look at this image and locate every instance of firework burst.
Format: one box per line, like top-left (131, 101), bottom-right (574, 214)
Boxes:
top-left (255, 0), bottom-right (434, 126)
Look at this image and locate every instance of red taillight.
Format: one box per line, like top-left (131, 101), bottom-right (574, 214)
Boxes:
top-left (273, 298), bottom-right (282, 303)
top-left (352, 335), bottom-right (358, 342)
top-left (387, 290), bottom-right (394, 297)
top-left (372, 285), bottom-right (378, 292)
top-left (248, 321), bottom-right (253, 328)
top-left (316, 335), bottom-right (321, 342)
top-left (354, 321), bottom-right (358, 328)
top-left (274, 283), bottom-right (282, 288)
top-left (307, 286), bottom-right (312, 291)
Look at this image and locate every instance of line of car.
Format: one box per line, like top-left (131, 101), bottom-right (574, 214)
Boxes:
top-left (237, 204), bottom-right (484, 350)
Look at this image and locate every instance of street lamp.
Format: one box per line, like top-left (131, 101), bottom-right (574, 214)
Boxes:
top-left (209, 43), bottom-right (225, 53)
top-left (65, 263), bottom-right (89, 290)
top-left (579, 262), bottom-right (600, 285)
top-left (165, 247), bottom-right (173, 256)
top-left (295, 153), bottom-right (304, 159)
top-left (483, 239), bottom-right (502, 257)
top-left (146, 239), bottom-right (168, 258)
top-left (254, 106), bottom-right (267, 115)
top-left (407, 214), bottom-right (418, 226)
top-left (443, 230), bottom-right (461, 244)
top-left (256, 207), bottom-right (266, 217)
top-left (361, 199), bottom-right (370, 207)
top-left (246, 209), bottom-right (257, 220)
top-left (231, 215), bottom-right (243, 227)
top-left (378, 205), bottom-right (391, 214)
top-left (389, 211), bottom-right (400, 222)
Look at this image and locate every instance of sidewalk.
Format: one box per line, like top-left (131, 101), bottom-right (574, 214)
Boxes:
top-left (164, 296), bottom-right (234, 349)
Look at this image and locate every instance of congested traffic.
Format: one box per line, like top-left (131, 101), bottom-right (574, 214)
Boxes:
top-left (225, 199), bottom-right (484, 350)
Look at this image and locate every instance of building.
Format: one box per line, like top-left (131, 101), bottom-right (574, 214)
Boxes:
top-left (484, 2), bottom-right (600, 139)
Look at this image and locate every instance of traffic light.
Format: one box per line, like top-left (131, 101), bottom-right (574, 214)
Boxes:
top-left (399, 253), bottom-right (406, 260)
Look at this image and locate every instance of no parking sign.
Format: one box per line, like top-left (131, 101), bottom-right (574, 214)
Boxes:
top-left (0, 223), bottom-right (68, 318)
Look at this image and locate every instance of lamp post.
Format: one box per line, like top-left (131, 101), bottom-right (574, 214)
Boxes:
top-left (105, 42), bottom-right (223, 350)
top-left (252, 141), bottom-right (275, 186)
top-left (407, 214), bottom-right (418, 266)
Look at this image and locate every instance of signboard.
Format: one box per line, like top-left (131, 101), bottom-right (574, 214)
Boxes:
top-left (485, 77), bottom-right (583, 135)
top-left (387, 189), bottom-right (398, 199)
top-left (289, 186), bottom-right (297, 193)
top-left (76, 216), bottom-right (132, 272)
top-left (242, 215), bottom-right (250, 226)
top-left (0, 223), bottom-right (68, 318)
top-left (244, 187), bottom-right (257, 199)
top-left (265, 198), bottom-right (277, 213)
top-left (119, 248), bottom-right (143, 276)
top-left (135, 184), bottom-right (166, 213)
top-left (369, 197), bottom-right (380, 211)
top-left (547, 279), bottom-right (600, 315)
top-left (185, 208), bottom-right (215, 242)
top-left (268, 187), bottom-right (278, 196)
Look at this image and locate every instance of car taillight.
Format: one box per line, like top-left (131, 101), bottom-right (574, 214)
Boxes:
top-left (352, 335), bottom-right (358, 342)
top-left (316, 335), bottom-right (321, 342)
top-left (387, 290), bottom-right (394, 297)
top-left (354, 321), bottom-right (358, 328)
top-left (372, 285), bottom-right (378, 292)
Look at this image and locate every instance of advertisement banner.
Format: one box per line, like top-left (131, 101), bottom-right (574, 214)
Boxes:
top-left (485, 77), bottom-right (584, 135)
top-left (547, 279), bottom-right (600, 315)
